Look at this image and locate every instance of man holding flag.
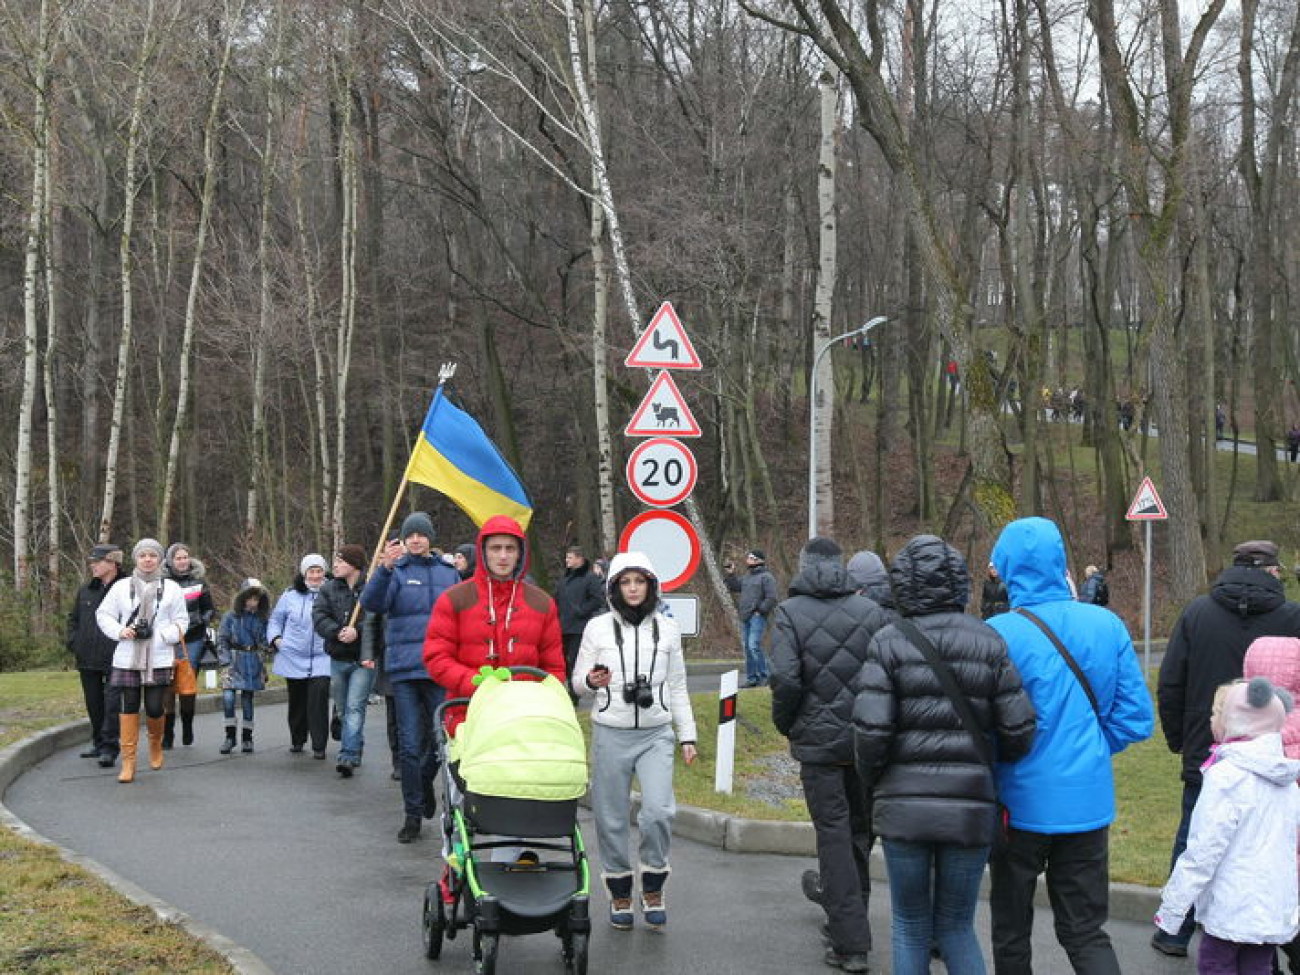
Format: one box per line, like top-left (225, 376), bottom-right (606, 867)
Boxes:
top-left (362, 372), bottom-right (536, 843)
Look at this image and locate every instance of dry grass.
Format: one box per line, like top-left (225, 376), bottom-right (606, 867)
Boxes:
top-left (0, 672), bottom-right (235, 974)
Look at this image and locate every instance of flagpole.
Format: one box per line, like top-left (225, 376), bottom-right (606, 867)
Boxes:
top-left (346, 363), bottom-right (457, 628)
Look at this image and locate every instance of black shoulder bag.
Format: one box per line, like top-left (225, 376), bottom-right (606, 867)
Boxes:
top-left (894, 619), bottom-right (1007, 849)
top-left (1013, 608), bottom-right (1100, 717)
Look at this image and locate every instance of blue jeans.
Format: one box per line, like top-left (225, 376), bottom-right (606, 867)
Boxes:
top-left (331, 659), bottom-right (376, 763)
top-left (743, 615), bottom-right (769, 682)
top-left (391, 678), bottom-right (443, 819)
top-left (883, 838), bottom-right (989, 975)
top-left (223, 689), bottom-right (254, 723)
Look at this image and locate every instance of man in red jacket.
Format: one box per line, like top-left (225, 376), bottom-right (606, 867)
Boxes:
top-left (423, 515), bottom-right (566, 737)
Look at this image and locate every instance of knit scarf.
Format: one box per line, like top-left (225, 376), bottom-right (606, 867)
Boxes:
top-left (129, 566), bottom-right (163, 672)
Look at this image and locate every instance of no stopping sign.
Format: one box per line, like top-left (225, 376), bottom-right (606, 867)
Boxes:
top-left (617, 510), bottom-right (701, 591)
top-left (626, 437), bottom-right (698, 508)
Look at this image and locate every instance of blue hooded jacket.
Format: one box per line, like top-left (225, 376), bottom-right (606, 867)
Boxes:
top-left (361, 553), bottom-right (459, 683)
top-left (988, 517), bottom-right (1153, 833)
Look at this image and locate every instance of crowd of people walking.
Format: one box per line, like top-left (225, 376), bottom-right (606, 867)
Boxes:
top-left (64, 509), bottom-right (1300, 973)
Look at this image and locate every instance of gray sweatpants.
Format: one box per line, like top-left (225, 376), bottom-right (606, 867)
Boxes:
top-left (590, 722), bottom-right (677, 876)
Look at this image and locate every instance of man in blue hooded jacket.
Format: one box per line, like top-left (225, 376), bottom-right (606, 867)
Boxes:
top-left (986, 517), bottom-right (1154, 975)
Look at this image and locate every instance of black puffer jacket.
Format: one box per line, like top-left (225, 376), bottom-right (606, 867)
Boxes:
top-left (1158, 566), bottom-right (1300, 784)
top-left (770, 549), bottom-right (891, 764)
top-left (853, 535), bottom-right (1036, 845)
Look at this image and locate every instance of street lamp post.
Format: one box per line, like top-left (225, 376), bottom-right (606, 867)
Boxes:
top-left (808, 316), bottom-right (888, 539)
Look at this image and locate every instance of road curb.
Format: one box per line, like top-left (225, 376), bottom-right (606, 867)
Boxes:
top-left (0, 689), bottom-right (286, 975)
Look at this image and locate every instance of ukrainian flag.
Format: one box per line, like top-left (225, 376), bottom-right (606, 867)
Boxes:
top-left (404, 387), bottom-right (533, 530)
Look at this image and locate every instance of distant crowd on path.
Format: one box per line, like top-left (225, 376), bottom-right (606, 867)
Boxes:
top-left (65, 512), bottom-right (1300, 972)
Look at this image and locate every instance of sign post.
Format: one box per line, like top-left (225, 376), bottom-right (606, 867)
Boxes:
top-left (1126, 475), bottom-right (1169, 675)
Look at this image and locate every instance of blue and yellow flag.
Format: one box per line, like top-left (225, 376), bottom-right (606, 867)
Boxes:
top-left (404, 387), bottom-right (533, 530)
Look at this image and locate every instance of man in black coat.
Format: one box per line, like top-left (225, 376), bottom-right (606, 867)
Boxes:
top-left (770, 537), bottom-right (891, 974)
top-left (66, 544), bottom-right (125, 767)
top-left (1152, 538), bottom-right (1300, 957)
top-left (554, 545), bottom-right (606, 685)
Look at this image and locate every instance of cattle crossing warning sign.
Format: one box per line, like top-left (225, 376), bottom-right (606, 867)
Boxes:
top-left (624, 301), bottom-right (702, 370)
top-left (1126, 476), bottom-right (1168, 521)
top-left (624, 371), bottom-right (702, 438)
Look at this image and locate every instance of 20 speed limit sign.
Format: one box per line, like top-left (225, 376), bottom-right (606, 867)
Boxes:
top-left (625, 437), bottom-right (698, 508)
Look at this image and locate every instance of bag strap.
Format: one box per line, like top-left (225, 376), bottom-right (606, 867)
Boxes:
top-left (894, 619), bottom-right (992, 767)
top-left (1013, 607), bottom-right (1100, 716)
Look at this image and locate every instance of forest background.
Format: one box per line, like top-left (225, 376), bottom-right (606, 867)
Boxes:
top-left (4, 0), bottom-right (1300, 669)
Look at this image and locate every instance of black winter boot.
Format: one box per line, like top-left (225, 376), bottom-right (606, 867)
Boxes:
top-left (179, 695), bottom-right (196, 746)
top-left (219, 725), bottom-right (236, 754)
top-left (241, 727), bottom-right (254, 753)
top-left (162, 713), bottom-right (176, 750)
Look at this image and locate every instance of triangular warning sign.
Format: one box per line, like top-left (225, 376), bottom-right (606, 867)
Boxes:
top-left (625, 302), bottom-right (702, 370)
top-left (1126, 476), bottom-right (1168, 521)
top-left (625, 372), bottom-right (702, 438)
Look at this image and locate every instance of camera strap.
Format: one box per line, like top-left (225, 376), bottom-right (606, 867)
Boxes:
top-left (611, 614), bottom-right (660, 685)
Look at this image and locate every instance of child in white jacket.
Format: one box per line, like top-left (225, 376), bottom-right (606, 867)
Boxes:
top-left (1155, 677), bottom-right (1300, 973)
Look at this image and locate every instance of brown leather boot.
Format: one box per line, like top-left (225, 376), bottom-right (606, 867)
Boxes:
top-left (117, 713), bottom-right (140, 783)
top-left (146, 715), bottom-right (166, 770)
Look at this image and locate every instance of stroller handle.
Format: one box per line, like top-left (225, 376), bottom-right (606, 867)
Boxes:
top-left (432, 666), bottom-right (555, 739)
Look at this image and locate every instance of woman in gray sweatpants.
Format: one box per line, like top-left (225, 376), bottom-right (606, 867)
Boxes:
top-left (572, 551), bottom-right (697, 931)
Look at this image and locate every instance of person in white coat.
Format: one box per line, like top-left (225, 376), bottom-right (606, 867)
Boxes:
top-left (1155, 676), bottom-right (1300, 973)
top-left (95, 538), bottom-right (190, 783)
top-left (571, 551), bottom-right (697, 932)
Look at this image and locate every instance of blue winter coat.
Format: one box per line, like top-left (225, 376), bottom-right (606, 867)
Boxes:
top-left (360, 554), bottom-right (459, 683)
top-left (268, 582), bottom-right (329, 680)
top-left (988, 517), bottom-right (1154, 834)
top-left (218, 610), bottom-right (268, 691)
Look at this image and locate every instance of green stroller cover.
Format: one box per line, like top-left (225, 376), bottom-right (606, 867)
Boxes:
top-left (453, 669), bottom-right (588, 801)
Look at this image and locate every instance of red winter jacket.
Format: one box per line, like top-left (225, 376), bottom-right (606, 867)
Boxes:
top-left (423, 515), bottom-right (565, 734)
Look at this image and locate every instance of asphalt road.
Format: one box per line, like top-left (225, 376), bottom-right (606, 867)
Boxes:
top-left (7, 703), bottom-right (1191, 974)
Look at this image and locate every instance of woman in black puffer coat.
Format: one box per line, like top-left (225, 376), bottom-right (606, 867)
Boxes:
top-left (853, 534), bottom-right (1036, 975)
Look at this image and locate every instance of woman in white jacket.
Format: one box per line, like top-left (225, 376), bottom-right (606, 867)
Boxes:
top-left (95, 538), bottom-right (190, 782)
top-left (571, 551), bottom-right (697, 933)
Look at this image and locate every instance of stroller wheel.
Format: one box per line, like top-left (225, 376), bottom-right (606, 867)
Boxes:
top-left (422, 882), bottom-right (445, 959)
top-left (473, 929), bottom-right (498, 975)
top-left (565, 931), bottom-right (589, 975)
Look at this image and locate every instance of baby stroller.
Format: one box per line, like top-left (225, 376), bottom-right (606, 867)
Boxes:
top-left (422, 666), bottom-right (591, 974)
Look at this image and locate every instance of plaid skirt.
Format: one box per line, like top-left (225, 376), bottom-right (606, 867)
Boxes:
top-left (110, 666), bottom-right (174, 687)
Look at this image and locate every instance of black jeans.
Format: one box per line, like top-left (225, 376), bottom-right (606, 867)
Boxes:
top-left (78, 668), bottom-right (121, 752)
top-left (989, 826), bottom-right (1120, 975)
top-left (285, 676), bottom-right (331, 751)
top-left (800, 762), bottom-right (873, 954)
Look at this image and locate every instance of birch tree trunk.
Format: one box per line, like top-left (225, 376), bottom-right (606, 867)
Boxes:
top-left (247, 13), bottom-right (284, 536)
top-left (560, 0), bottom-right (738, 633)
top-left (810, 62), bottom-right (839, 537)
top-left (43, 77), bottom-right (61, 587)
top-left (332, 66), bottom-right (359, 548)
top-left (100, 0), bottom-right (165, 543)
top-left (583, 0), bottom-right (616, 555)
top-left (158, 0), bottom-right (242, 539)
top-left (15, 0), bottom-right (50, 588)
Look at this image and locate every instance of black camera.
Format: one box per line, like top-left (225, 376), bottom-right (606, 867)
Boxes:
top-left (131, 619), bottom-right (153, 640)
top-left (622, 675), bottom-right (654, 709)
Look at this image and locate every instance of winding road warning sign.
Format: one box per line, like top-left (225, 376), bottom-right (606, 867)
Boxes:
top-left (625, 301), bottom-right (702, 370)
top-left (1126, 476), bottom-right (1168, 521)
